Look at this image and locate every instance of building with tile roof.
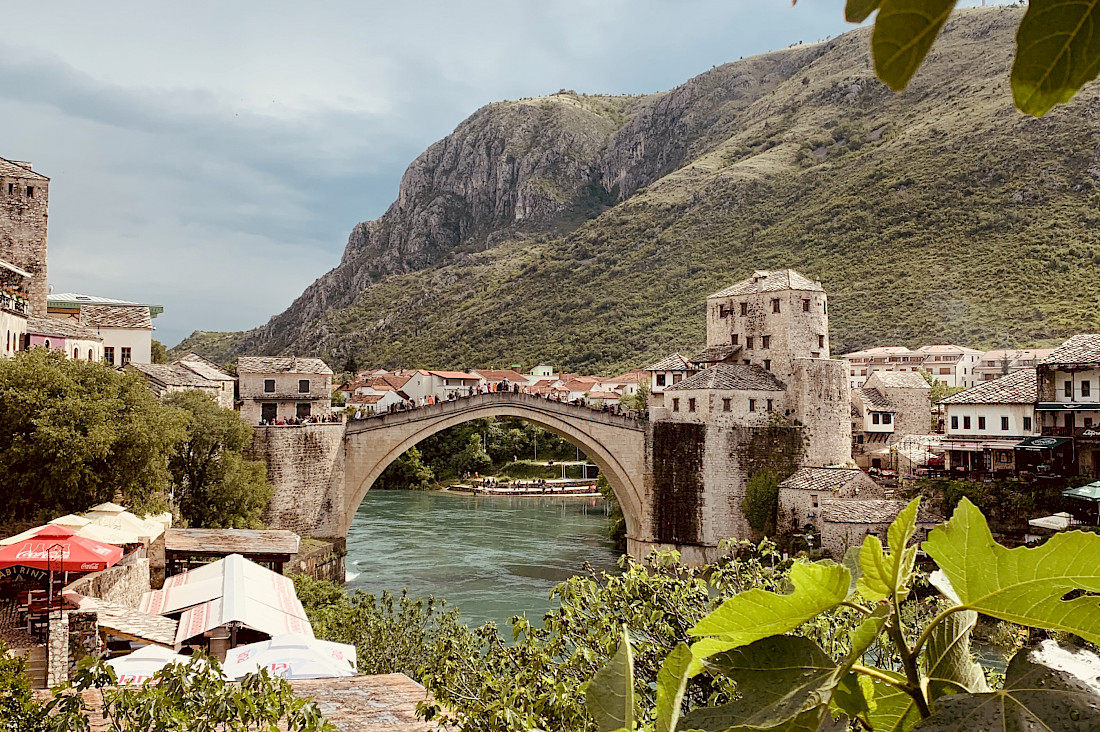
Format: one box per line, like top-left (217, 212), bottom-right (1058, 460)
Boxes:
top-left (777, 467), bottom-right (885, 537)
top-left (1036, 335), bottom-right (1100, 478)
top-left (126, 363), bottom-right (224, 402)
top-left (68, 304), bottom-right (157, 366)
top-left (0, 157), bottom-right (49, 314)
top-left (938, 369), bottom-right (1040, 476)
top-left (237, 356), bottom-right (334, 424)
top-left (26, 315), bottom-right (104, 363)
top-left (174, 353), bottom-right (237, 409)
top-left (646, 353), bottom-right (698, 405)
top-left (850, 370), bottom-right (931, 470)
top-left (818, 498), bottom-right (941, 557)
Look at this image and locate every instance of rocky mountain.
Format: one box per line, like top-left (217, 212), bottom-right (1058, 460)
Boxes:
top-left (174, 7), bottom-right (1100, 374)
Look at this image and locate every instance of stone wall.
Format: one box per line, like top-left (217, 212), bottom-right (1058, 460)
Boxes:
top-left (0, 164), bottom-right (49, 315)
top-left (290, 538), bottom-right (347, 583)
top-left (248, 423), bottom-right (346, 539)
top-left (46, 614), bottom-right (67, 689)
top-left (65, 557), bottom-right (150, 608)
top-left (67, 611), bottom-right (100, 677)
top-left (239, 371), bottom-right (333, 424)
top-left (788, 358), bottom-right (851, 467)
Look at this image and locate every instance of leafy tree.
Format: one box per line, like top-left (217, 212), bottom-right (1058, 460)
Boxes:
top-left (841, 0), bottom-right (1100, 116)
top-left (374, 446), bottom-right (436, 490)
top-left (150, 339), bottom-right (168, 364)
top-left (0, 641), bottom-right (46, 732)
top-left (44, 653), bottom-right (333, 732)
top-left (588, 498), bottom-right (1100, 731)
top-left (330, 388), bottom-right (346, 408)
top-left (0, 349), bottom-right (189, 520)
top-left (741, 471), bottom-right (779, 534)
top-left (919, 368), bottom-right (965, 405)
top-left (453, 433), bottom-right (492, 476)
top-left (164, 390), bottom-right (271, 529)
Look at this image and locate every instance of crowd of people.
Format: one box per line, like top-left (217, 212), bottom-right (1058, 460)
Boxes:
top-left (348, 378), bottom-right (645, 421)
top-left (259, 412), bottom-right (343, 426)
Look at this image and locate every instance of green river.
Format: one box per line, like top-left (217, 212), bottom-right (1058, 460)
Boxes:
top-left (344, 490), bottom-right (622, 628)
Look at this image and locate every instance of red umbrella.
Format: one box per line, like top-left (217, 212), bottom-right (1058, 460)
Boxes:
top-left (0, 525), bottom-right (123, 579)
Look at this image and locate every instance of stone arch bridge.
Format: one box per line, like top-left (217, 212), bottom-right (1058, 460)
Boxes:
top-left (250, 391), bottom-right (786, 564)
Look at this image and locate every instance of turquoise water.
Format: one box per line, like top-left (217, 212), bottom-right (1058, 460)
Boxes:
top-left (344, 490), bottom-right (622, 628)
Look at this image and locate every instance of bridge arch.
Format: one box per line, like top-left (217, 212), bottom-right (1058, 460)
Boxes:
top-left (342, 393), bottom-right (648, 548)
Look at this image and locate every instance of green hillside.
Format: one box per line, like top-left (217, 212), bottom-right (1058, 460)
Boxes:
top-left (173, 7), bottom-right (1100, 375)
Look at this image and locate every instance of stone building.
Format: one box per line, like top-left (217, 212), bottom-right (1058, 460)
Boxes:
top-left (777, 466), bottom-right (885, 537)
top-left (643, 269), bottom-right (852, 561)
top-left (173, 353), bottom-right (236, 410)
top-left (1, 257), bottom-right (30, 357)
top-left (126, 362), bottom-right (223, 402)
top-left (26, 315), bottom-right (104, 362)
top-left (850, 370), bottom-right (931, 469)
top-left (645, 353), bottom-right (696, 407)
top-left (0, 158), bottom-right (49, 315)
top-left (238, 356), bottom-right (333, 424)
top-left (818, 499), bottom-right (940, 558)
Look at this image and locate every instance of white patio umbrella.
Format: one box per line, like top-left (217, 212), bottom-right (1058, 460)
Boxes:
top-left (107, 645), bottom-right (194, 685)
top-left (221, 634), bottom-right (357, 680)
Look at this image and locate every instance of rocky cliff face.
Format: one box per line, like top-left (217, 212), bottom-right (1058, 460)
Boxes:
top-left (179, 7), bottom-right (1100, 374)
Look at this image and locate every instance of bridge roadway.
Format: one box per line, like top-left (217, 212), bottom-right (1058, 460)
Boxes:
top-left (343, 392), bottom-right (650, 552)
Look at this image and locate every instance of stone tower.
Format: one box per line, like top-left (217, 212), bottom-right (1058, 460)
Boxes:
top-left (706, 269), bottom-right (831, 383)
top-left (0, 158), bottom-right (49, 315)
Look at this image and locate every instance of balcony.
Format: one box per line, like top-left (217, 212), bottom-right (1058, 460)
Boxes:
top-left (0, 291), bottom-right (28, 316)
top-left (1041, 426), bottom-right (1074, 437)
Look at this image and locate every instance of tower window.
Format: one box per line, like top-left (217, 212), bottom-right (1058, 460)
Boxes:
top-left (803, 299), bottom-right (810, 312)
top-left (818, 335), bottom-right (825, 348)
top-left (771, 298), bottom-right (780, 313)
top-left (731, 334), bottom-right (738, 346)
top-left (761, 335), bottom-right (771, 349)
top-left (26, 186), bottom-right (33, 198)
top-left (764, 359), bottom-right (771, 371)
top-left (740, 302), bottom-right (748, 316)
top-left (746, 336), bottom-right (754, 349)
top-left (6, 183), bottom-right (12, 195)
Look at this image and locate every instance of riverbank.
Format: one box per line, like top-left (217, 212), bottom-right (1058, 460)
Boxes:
top-left (446, 479), bottom-right (600, 496)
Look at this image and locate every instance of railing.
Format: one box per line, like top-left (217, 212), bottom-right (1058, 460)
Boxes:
top-left (1041, 426), bottom-right (1074, 437)
top-left (0, 291), bottom-right (28, 316)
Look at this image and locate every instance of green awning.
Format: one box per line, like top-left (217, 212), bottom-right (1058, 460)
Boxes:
top-left (1015, 436), bottom-right (1073, 450)
top-left (1063, 482), bottom-right (1100, 502)
top-left (1036, 402), bottom-right (1100, 411)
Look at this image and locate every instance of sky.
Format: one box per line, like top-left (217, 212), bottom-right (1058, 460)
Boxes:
top-left (0, 1), bottom-right (999, 346)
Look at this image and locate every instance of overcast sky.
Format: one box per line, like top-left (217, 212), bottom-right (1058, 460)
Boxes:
top-left (0, 1), bottom-right (996, 346)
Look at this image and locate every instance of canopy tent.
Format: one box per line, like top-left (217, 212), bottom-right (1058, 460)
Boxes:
top-left (141, 553), bottom-right (306, 618)
top-left (175, 597), bottom-right (313, 646)
top-left (85, 502), bottom-right (168, 543)
top-left (0, 519), bottom-right (143, 548)
top-left (1063, 481), bottom-right (1100, 502)
top-left (222, 634), bottom-right (356, 680)
top-left (0, 526), bottom-right (123, 576)
top-left (1028, 512), bottom-right (1078, 531)
top-left (107, 644), bottom-right (193, 685)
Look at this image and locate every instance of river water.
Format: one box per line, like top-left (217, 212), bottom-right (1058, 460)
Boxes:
top-left (344, 490), bottom-right (622, 628)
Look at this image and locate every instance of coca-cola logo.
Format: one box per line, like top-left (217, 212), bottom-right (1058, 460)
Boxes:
top-left (14, 543), bottom-right (70, 560)
top-left (79, 563), bottom-right (99, 570)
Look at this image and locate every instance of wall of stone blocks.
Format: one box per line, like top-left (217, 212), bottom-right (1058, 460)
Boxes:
top-left (882, 385), bottom-right (931, 441)
top-left (0, 173), bottom-right (49, 315)
top-left (788, 358), bottom-right (852, 467)
top-left (289, 539), bottom-right (347, 583)
top-left (247, 423), bottom-right (346, 539)
top-left (65, 557), bottom-right (150, 609)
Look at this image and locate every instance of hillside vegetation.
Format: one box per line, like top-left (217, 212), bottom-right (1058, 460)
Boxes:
top-left (173, 7), bottom-right (1100, 374)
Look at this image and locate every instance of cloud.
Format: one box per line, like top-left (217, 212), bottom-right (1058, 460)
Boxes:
top-left (5, 0), bottom-right (986, 345)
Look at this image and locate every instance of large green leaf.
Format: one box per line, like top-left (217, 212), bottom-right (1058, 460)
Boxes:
top-left (689, 562), bottom-right (850, 658)
top-left (587, 627), bottom-right (634, 732)
top-left (912, 645), bottom-right (1100, 730)
top-left (846, 0), bottom-right (885, 23)
top-left (870, 0), bottom-right (959, 91)
top-left (857, 498), bottom-right (920, 603)
top-left (682, 636), bottom-right (845, 731)
top-left (923, 609), bottom-right (988, 700)
top-left (1012, 0), bottom-right (1100, 116)
top-left (864, 672), bottom-right (922, 732)
top-left (923, 497), bottom-right (1100, 644)
top-left (655, 643), bottom-right (702, 732)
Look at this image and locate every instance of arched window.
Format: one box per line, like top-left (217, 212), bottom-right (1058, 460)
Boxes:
top-left (88, 349), bottom-right (94, 361)
top-left (73, 347), bottom-right (79, 359)
top-left (44, 338), bottom-right (51, 349)
top-left (5, 330), bottom-right (9, 352)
